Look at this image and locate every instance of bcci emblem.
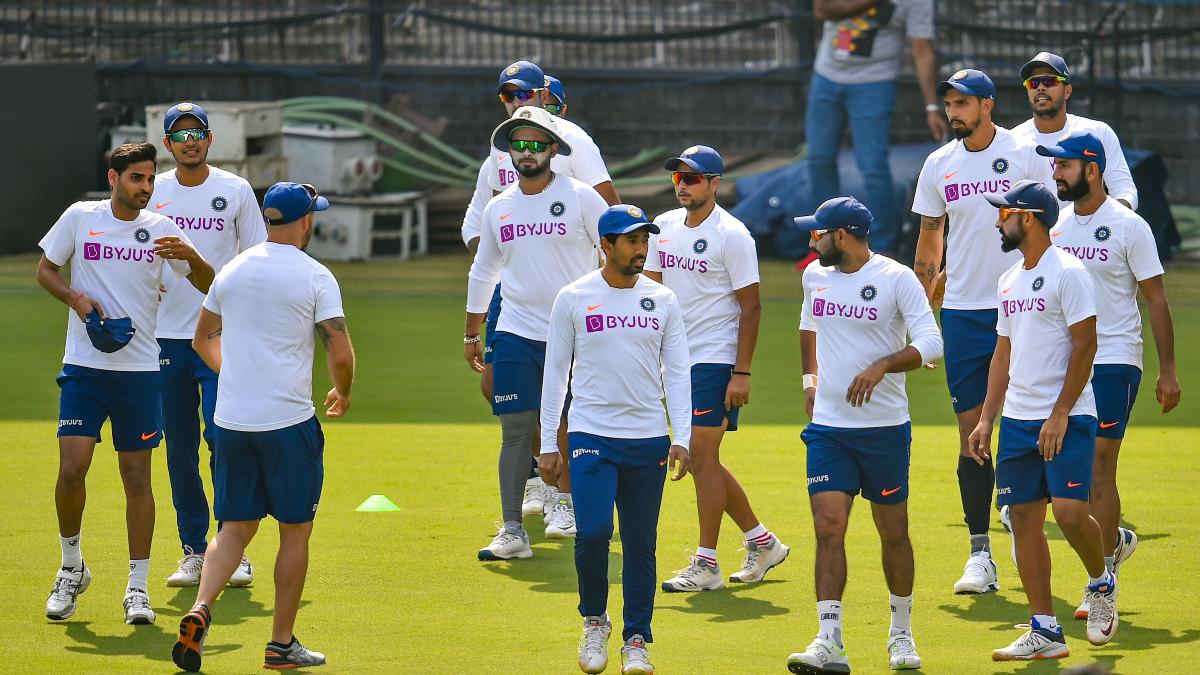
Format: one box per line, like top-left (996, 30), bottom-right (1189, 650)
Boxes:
top-left (134, 227), bottom-right (150, 243)
top-left (211, 196), bottom-right (228, 212)
top-left (517, 108), bottom-right (533, 119)
top-left (506, 64), bottom-right (520, 76)
top-left (692, 238), bottom-right (709, 255)
top-left (1032, 276), bottom-right (1045, 292)
top-left (952, 69), bottom-right (969, 80)
top-left (626, 206), bottom-right (643, 218)
top-left (860, 284), bottom-right (878, 302)
top-left (1094, 225), bottom-right (1112, 242)
top-left (549, 201), bottom-right (566, 217)
top-left (177, 102), bottom-right (194, 112)
top-left (991, 157), bottom-right (1009, 174)
top-left (640, 297), bottom-right (656, 312)
top-left (685, 145), bottom-right (702, 155)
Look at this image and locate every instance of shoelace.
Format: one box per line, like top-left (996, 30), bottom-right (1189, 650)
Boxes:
top-left (889, 634), bottom-right (915, 654)
top-left (179, 556), bottom-right (204, 574)
top-left (492, 530), bottom-right (521, 547)
top-left (124, 593), bottom-right (150, 611)
top-left (674, 559), bottom-right (709, 580)
top-left (1087, 590), bottom-right (1114, 624)
top-left (239, 555), bottom-right (252, 570)
top-left (622, 643), bottom-right (649, 663)
top-left (582, 624), bottom-right (607, 653)
top-left (739, 547), bottom-right (761, 572)
top-left (49, 576), bottom-right (73, 599)
top-left (553, 502), bottom-right (575, 524)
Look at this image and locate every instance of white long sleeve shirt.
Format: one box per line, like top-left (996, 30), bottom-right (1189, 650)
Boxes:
top-left (540, 270), bottom-right (692, 454)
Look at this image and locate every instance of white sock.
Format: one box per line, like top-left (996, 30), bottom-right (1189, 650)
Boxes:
top-left (127, 559), bottom-right (150, 593)
top-left (695, 547), bottom-right (718, 567)
top-left (817, 600), bottom-right (843, 646)
top-left (743, 523), bottom-right (774, 548)
top-left (60, 533), bottom-right (82, 570)
top-left (1087, 569), bottom-right (1113, 588)
top-left (1032, 614), bottom-right (1058, 631)
top-left (889, 593), bottom-right (913, 634)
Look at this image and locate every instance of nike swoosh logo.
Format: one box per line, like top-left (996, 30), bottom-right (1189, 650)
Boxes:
top-left (499, 211), bottom-right (515, 221)
top-left (88, 230), bottom-right (106, 236)
top-left (1068, 481), bottom-right (1082, 488)
top-left (659, 459), bottom-right (667, 467)
top-left (658, 238), bottom-right (670, 244)
top-left (1099, 421), bottom-right (1119, 429)
top-left (1102, 616), bottom-right (1115, 636)
top-left (587, 304), bottom-right (603, 311)
top-left (693, 408), bottom-right (713, 416)
top-left (1051, 230), bottom-right (1066, 238)
top-left (943, 170), bottom-right (960, 180)
top-left (815, 286), bottom-right (830, 292)
top-left (1084, 149), bottom-right (1099, 157)
top-left (140, 431), bottom-right (158, 441)
top-left (882, 486), bottom-right (902, 496)
top-left (1002, 287), bottom-right (1013, 294)
top-left (154, 201), bottom-right (172, 209)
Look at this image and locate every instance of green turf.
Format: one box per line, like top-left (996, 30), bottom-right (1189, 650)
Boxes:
top-left (0, 254), bottom-right (1196, 673)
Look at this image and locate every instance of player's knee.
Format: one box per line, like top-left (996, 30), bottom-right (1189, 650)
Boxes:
top-left (57, 462), bottom-right (88, 489)
top-left (1051, 501), bottom-right (1089, 531)
top-left (575, 522), bottom-right (613, 544)
top-left (812, 511), bottom-right (848, 543)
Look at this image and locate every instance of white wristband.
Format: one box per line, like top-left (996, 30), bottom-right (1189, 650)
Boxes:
top-left (803, 374), bottom-right (818, 390)
top-left (924, 103), bottom-right (940, 113)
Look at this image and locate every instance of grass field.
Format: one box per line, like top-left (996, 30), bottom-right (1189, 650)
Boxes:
top-left (0, 253), bottom-right (1196, 674)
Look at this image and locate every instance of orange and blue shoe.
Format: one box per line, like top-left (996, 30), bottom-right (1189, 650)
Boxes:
top-left (172, 603), bottom-right (210, 672)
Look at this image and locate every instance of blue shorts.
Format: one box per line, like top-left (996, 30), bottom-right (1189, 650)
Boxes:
top-left (691, 363), bottom-right (739, 431)
top-left (801, 422), bottom-right (912, 504)
top-left (56, 364), bottom-right (163, 451)
top-left (1092, 364), bottom-right (1142, 440)
top-left (995, 415), bottom-right (1097, 507)
top-left (213, 416), bottom-right (324, 524)
top-left (490, 330), bottom-right (544, 415)
top-left (940, 308), bottom-right (998, 414)
top-left (483, 283), bottom-right (502, 365)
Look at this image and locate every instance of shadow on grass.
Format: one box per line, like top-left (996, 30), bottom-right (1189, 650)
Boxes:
top-left (657, 582), bottom-right (792, 623)
top-left (477, 536), bottom-right (600, 594)
top-left (59, 620), bottom-right (241, 662)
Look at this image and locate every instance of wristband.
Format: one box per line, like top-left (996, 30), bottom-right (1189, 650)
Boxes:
top-left (463, 334), bottom-right (481, 344)
top-left (803, 374), bottom-right (818, 390)
top-left (924, 103), bottom-right (940, 113)
top-left (731, 369), bottom-right (751, 376)
top-left (68, 292), bottom-right (83, 310)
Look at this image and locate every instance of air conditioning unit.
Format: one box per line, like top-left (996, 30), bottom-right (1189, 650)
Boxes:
top-left (282, 125), bottom-right (381, 195)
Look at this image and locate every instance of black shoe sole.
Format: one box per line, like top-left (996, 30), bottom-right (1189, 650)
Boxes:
top-left (788, 663), bottom-right (851, 674)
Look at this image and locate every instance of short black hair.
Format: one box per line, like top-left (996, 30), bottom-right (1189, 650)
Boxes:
top-left (602, 233), bottom-right (621, 247)
top-left (110, 142), bottom-right (157, 175)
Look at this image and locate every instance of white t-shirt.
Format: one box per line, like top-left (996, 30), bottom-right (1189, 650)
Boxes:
top-left (39, 200), bottom-right (193, 372)
top-left (1010, 113), bottom-right (1139, 211)
top-left (1050, 196), bottom-right (1163, 367)
top-left (202, 242), bottom-right (344, 432)
top-left (485, 116), bottom-right (612, 193)
top-left (799, 255), bottom-right (943, 428)
top-left (912, 127), bottom-right (1055, 310)
top-left (460, 160), bottom-right (492, 246)
top-left (151, 167), bottom-right (266, 338)
top-left (644, 205), bottom-right (760, 366)
top-left (540, 270), bottom-right (692, 453)
top-left (996, 247), bottom-right (1097, 420)
top-left (466, 174), bottom-right (607, 342)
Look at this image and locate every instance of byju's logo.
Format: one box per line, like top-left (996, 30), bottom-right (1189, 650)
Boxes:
top-left (572, 447), bottom-right (600, 459)
top-left (84, 242), bottom-right (101, 260)
top-left (945, 184), bottom-right (961, 202)
top-left (500, 224), bottom-right (514, 242)
top-left (813, 298), bottom-right (826, 316)
top-left (586, 314), bottom-right (605, 333)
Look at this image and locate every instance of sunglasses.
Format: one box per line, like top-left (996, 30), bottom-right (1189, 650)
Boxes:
top-left (671, 171), bottom-right (716, 186)
top-left (810, 228), bottom-right (832, 241)
top-left (498, 89), bottom-right (540, 104)
top-left (167, 128), bottom-right (209, 142)
top-left (544, 103), bottom-right (564, 115)
top-left (998, 207), bottom-right (1044, 220)
top-left (1023, 75), bottom-right (1068, 90)
top-left (510, 139), bottom-right (550, 153)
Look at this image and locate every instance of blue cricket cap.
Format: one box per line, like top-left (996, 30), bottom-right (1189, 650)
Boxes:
top-left (1036, 131), bottom-right (1106, 173)
top-left (163, 102), bottom-right (209, 133)
top-left (497, 60), bottom-right (545, 93)
top-left (663, 145), bottom-right (724, 175)
top-left (793, 197), bottom-right (873, 237)
top-left (544, 75), bottom-right (566, 105)
top-left (937, 69), bottom-right (996, 99)
top-left (983, 179), bottom-right (1060, 227)
top-left (598, 204), bottom-right (660, 238)
top-left (1021, 51), bottom-right (1071, 81)
top-left (85, 310), bottom-right (135, 353)
top-left (263, 182), bottom-right (329, 225)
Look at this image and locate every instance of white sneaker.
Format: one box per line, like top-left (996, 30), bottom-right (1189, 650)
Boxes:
top-left (620, 635), bottom-right (653, 675)
top-left (887, 631), bottom-right (921, 670)
top-left (227, 555), bottom-right (253, 586)
top-left (478, 526), bottom-right (533, 561)
top-left (953, 551), bottom-right (999, 594)
top-left (787, 633), bottom-right (850, 673)
top-left (522, 477), bottom-right (547, 516)
top-left (729, 537), bottom-right (790, 583)
top-left (1085, 577), bottom-right (1119, 645)
top-left (166, 553), bottom-right (205, 587)
top-left (264, 637), bottom-right (326, 668)
top-left (578, 615), bottom-right (611, 674)
top-left (543, 485), bottom-right (559, 524)
top-left (661, 556), bottom-right (724, 592)
top-left (546, 498), bottom-right (577, 539)
top-left (123, 588), bottom-right (156, 625)
top-left (999, 505), bottom-right (1018, 565)
top-left (1113, 527), bottom-right (1138, 575)
top-left (1074, 590), bottom-right (1091, 621)
top-left (991, 623), bottom-right (1068, 661)
top-left (46, 563), bottom-right (91, 620)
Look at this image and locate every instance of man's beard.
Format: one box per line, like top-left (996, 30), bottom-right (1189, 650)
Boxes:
top-left (952, 119), bottom-right (977, 140)
top-left (818, 244), bottom-right (844, 267)
top-left (1033, 101), bottom-right (1061, 119)
top-left (682, 194), bottom-right (711, 212)
top-left (517, 159), bottom-right (549, 178)
top-left (1000, 226), bottom-right (1024, 253)
top-left (1057, 172), bottom-right (1090, 202)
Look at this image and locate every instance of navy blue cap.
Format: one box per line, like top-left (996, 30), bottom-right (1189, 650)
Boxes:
top-left (497, 60), bottom-right (545, 93)
top-left (1036, 131), bottom-right (1106, 173)
top-left (163, 102), bottom-right (209, 133)
top-left (490, 106), bottom-right (572, 155)
top-left (1021, 52), bottom-right (1071, 81)
top-left (85, 310), bottom-right (135, 353)
top-left (543, 75), bottom-right (566, 105)
top-left (263, 182), bottom-right (330, 225)
top-left (598, 204), bottom-right (661, 238)
top-left (793, 197), bottom-right (873, 237)
top-left (983, 179), bottom-right (1060, 226)
top-left (937, 69), bottom-right (996, 99)
top-left (664, 145), bottom-right (724, 175)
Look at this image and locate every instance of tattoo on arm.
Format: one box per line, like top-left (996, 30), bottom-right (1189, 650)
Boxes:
top-left (207, 328), bottom-right (222, 339)
top-left (919, 215), bottom-right (942, 230)
top-left (913, 260), bottom-right (936, 282)
top-left (315, 317), bottom-right (347, 347)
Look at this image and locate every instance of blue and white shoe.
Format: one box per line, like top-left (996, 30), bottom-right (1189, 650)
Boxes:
top-left (992, 618), bottom-right (1068, 661)
top-left (1112, 527), bottom-right (1137, 575)
top-left (1085, 575), bottom-right (1119, 645)
top-left (999, 505), bottom-right (1018, 565)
